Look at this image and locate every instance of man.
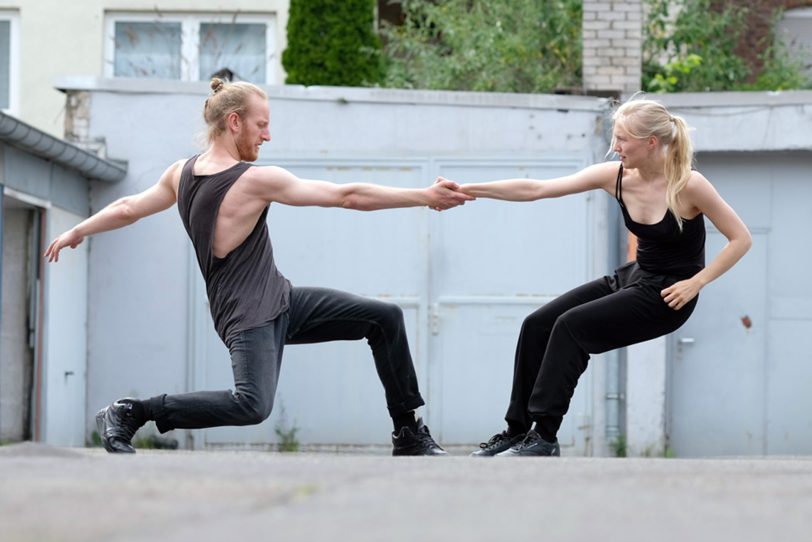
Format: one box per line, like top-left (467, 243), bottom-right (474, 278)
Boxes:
top-left (45, 78), bottom-right (473, 455)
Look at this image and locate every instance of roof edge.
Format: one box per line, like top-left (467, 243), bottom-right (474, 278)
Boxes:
top-left (0, 111), bottom-right (127, 183)
top-left (54, 76), bottom-right (611, 112)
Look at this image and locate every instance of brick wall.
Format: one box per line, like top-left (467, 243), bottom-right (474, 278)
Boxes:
top-left (583, 0), bottom-right (643, 95)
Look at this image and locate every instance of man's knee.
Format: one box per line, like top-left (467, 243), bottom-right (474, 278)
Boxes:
top-left (235, 392), bottom-right (274, 425)
top-left (243, 401), bottom-right (273, 425)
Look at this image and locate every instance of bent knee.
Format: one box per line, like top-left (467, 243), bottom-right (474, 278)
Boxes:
top-left (243, 404), bottom-right (272, 425)
top-left (373, 301), bottom-right (405, 329)
top-left (553, 310), bottom-right (581, 332)
top-left (235, 394), bottom-right (274, 425)
top-left (551, 309), bottom-right (594, 344)
top-left (522, 311), bottom-right (556, 335)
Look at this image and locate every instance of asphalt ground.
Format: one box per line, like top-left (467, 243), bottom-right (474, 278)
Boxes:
top-left (2, 442), bottom-right (811, 542)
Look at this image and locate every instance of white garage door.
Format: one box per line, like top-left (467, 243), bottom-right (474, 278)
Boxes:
top-left (190, 155), bottom-right (602, 452)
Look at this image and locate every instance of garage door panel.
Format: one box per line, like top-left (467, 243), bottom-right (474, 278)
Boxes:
top-left (767, 320), bottom-right (812, 454)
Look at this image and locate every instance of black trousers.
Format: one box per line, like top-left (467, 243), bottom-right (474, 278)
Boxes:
top-left (152, 287), bottom-right (425, 433)
top-left (505, 262), bottom-right (698, 438)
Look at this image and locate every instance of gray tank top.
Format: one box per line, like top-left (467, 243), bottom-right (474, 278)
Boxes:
top-left (177, 155), bottom-right (291, 347)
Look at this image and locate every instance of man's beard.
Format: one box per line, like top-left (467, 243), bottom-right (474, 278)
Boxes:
top-left (237, 136), bottom-right (259, 162)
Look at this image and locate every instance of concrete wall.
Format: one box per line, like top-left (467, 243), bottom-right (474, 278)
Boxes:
top-left (53, 79), bottom-right (812, 454)
top-left (658, 91), bottom-right (812, 151)
top-left (0, 0), bottom-right (290, 136)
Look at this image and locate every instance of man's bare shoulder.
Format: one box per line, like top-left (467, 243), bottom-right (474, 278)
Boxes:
top-left (161, 159), bottom-right (188, 191)
top-left (243, 164), bottom-right (298, 185)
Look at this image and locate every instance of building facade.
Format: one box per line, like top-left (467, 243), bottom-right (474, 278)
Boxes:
top-left (0, 0), bottom-right (290, 136)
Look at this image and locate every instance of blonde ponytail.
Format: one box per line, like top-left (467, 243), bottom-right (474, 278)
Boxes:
top-left (663, 115), bottom-right (693, 230)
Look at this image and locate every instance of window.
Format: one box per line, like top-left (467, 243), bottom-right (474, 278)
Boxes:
top-left (0, 11), bottom-right (19, 113)
top-left (105, 13), bottom-right (276, 84)
top-left (199, 23), bottom-right (268, 83)
top-left (113, 21), bottom-right (183, 79)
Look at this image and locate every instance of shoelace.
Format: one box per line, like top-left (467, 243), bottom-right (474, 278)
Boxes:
top-left (513, 432), bottom-right (540, 451)
top-left (479, 432), bottom-right (509, 450)
top-left (411, 428), bottom-right (441, 449)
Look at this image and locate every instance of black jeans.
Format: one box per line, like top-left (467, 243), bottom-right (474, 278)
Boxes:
top-left (505, 262), bottom-right (698, 438)
top-left (153, 287), bottom-right (425, 433)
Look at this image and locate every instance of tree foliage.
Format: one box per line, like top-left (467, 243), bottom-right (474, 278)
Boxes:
top-left (380, 0), bottom-right (808, 94)
top-left (380, 0), bottom-right (582, 93)
top-left (742, 8), bottom-right (811, 91)
top-left (282, 0), bottom-right (383, 86)
top-left (643, 0), bottom-right (810, 92)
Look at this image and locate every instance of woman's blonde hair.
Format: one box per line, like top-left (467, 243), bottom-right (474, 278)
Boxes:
top-left (611, 98), bottom-right (693, 230)
top-left (203, 78), bottom-right (268, 142)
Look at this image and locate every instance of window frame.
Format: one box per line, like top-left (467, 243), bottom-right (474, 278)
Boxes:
top-left (0, 10), bottom-right (20, 115)
top-left (103, 12), bottom-right (277, 84)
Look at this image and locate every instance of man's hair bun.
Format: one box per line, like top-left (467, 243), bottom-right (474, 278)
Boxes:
top-left (210, 78), bottom-right (225, 94)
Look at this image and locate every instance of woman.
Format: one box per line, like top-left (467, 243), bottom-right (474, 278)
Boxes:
top-left (447, 98), bottom-right (751, 456)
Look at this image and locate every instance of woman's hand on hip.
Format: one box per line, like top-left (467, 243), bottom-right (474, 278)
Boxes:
top-left (661, 278), bottom-right (701, 310)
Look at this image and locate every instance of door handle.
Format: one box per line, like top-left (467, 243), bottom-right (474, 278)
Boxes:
top-left (677, 337), bottom-right (695, 345)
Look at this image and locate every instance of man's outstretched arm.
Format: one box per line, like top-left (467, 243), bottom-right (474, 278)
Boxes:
top-left (45, 161), bottom-right (182, 262)
top-left (246, 166), bottom-right (474, 211)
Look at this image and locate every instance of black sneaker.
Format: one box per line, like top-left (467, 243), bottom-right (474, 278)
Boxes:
top-left (470, 430), bottom-right (526, 457)
top-left (95, 399), bottom-right (145, 454)
top-left (495, 430), bottom-right (560, 457)
top-left (392, 418), bottom-right (448, 456)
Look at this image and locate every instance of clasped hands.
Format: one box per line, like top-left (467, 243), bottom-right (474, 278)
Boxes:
top-left (426, 176), bottom-right (473, 211)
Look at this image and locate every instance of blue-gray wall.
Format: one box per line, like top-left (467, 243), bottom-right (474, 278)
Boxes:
top-left (63, 79), bottom-right (812, 455)
top-left (72, 80), bottom-right (612, 452)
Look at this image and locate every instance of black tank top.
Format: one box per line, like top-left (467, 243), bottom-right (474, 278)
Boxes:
top-left (177, 155), bottom-right (291, 347)
top-left (615, 164), bottom-right (705, 278)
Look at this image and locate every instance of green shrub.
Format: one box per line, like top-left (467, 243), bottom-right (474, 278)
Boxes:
top-left (282, 0), bottom-right (383, 86)
top-left (643, 0), bottom-right (810, 92)
top-left (381, 0), bottom-right (582, 93)
top-left (741, 9), bottom-right (811, 91)
top-left (643, 0), bottom-right (749, 92)
top-left (610, 434), bottom-right (627, 458)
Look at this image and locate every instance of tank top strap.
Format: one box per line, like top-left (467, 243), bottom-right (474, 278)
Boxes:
top-left (614, 163), bottom-right (625, 205)
top-left (178, 154), bottom-right (200, 194)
